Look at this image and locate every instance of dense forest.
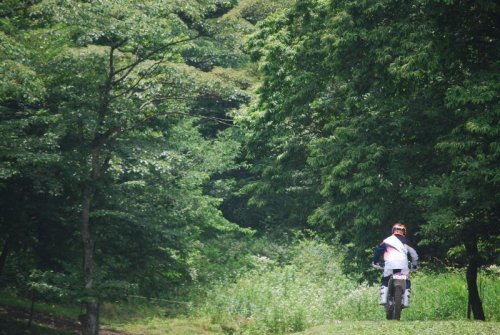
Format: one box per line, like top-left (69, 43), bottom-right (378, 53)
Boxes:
top-left (0, 1), bottom-right (498, 335)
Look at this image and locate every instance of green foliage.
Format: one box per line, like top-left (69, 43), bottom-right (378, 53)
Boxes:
top-left (0, 0), bottom-right (254, 314)
top-left (89, 120), bottom-right (250, 297)
top-left (1, 261), bottom-right (499, 334)
top-left (244, 0), bottom-right (500, 279)
top-left (202, 241), bottom-right (499, 334)
top-left (189, 233), bottom-right (290, 291)
top-left (227, 0), bottom-right (293, 25)
top-left (26, 270), bottom-right (72, 302)
top-left (1, 0), bottom-right (499, 329)
top-left (203, 240), bottom-right (353, 334)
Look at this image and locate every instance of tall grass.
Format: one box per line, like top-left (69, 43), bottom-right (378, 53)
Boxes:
top-left (407, 269), bottom-right (499, 320)
top-left (201, 240), bottom-right (499, 334)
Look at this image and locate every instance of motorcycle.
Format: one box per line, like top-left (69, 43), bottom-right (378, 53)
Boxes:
top-left (372, 263), bottom-right (410, 320)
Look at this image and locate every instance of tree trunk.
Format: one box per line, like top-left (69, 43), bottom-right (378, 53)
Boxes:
top-left (80, 183), bottom-right (99, 335)
top-left (0, 236), bottom-right (11, 277)
top-left (80, 301), bottom-right (99, 335)
top-left (79, 45), bottom-right (115, 335)
top-left (80, 144), bottom-right (105, 335)
top-left (464, 239), bottom-right (486, 320)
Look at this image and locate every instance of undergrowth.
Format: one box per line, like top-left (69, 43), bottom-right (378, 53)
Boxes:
top-left (201, 240), bottom-right (499, 334)
top-left (0, 291), bottom-right (80, 320)
top-left (1, 240), bottom-right (498, 335)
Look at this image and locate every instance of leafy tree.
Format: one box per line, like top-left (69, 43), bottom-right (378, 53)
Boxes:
top-left (413, 0), bottom-right (499, 318)
top-left (1, 1), bottom-right (252, 334)
top-left (0, 1), bottom-right (66, 280)
top-left (246, 0), bottom-right (499, 319)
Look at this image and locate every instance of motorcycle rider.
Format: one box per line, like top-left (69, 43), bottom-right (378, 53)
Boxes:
top-left (372, 223), bottom-right (418, 307)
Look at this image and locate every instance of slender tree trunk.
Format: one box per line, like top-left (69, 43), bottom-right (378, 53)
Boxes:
top-left (0, 236), bottom-right (11, 277)
top-left (80, 182), bottom-right (99, 335)
top-left (78, 44), bottom-right (124, 335)
top-left (464, 239), bottom-right (486, 320)
top-left (78, 43), bottom-right (114, 335)
top-left (82, 185), bottom-right (94, 291)
top-left (80, 145), bottom-right (104, 335)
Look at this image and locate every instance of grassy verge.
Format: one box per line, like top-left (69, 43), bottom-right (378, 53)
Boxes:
top-left (101, 303), bottom-right (222, 335)
top-left (1, 241), bottom-right (498, 335)
top-left (293, 320), bottom-right (500, 335)
top-left (0, 317), bottom-right (75, 335)
top-left (113, 316), bottom-right (222, 335)
top-left (0, 290), bottom-right (221, 335)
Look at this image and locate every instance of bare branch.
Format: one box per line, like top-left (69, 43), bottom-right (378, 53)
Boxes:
top-left (167, 111), bottom-right (236, 127)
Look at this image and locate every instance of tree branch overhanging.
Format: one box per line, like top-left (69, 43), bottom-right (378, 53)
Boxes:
top-left (113, 34), bottom-right (203, 84)
top-left (110, 60), bottom-right (163, 101)
top-left (107, 108), bottom-right (236, 142)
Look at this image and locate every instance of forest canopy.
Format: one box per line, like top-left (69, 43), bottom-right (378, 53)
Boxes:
top-left (0, 0), bottom-right (498, 333)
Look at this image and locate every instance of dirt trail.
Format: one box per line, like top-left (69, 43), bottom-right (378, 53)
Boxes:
top-left (0, 304), bottom-right (129, 335)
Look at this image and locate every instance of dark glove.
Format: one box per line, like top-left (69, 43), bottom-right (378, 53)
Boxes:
top-left (411, 263), bottom-right (418, 270)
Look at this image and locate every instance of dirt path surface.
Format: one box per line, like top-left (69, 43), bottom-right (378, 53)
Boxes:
top-left (0, 304), bottom-right (129, 335)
